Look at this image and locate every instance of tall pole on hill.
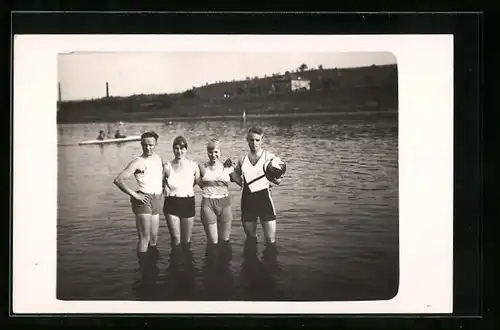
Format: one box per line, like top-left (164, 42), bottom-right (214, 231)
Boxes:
top-left (106, 82), bottom-right (109, 98)
top-left (57, 82), bottom-right (61, 112)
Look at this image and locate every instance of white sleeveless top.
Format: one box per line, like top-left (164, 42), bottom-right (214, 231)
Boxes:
top-left (241, 150), bottom-right (270, 193)
top-left (134, 154), bottom-right (163, 194)
top-left (165, 160), bottom-right (197, 197)
top-left (201, 162), bottom-right (233, 198)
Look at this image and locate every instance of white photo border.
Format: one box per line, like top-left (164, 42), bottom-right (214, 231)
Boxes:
top-left (13, 34), bottom-right (454, 314)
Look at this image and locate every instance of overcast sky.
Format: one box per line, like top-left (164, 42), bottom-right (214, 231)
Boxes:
top-left (58, 51), bottom-right (396, 101)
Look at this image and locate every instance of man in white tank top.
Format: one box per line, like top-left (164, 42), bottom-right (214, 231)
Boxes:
top-left (114, 131), bottom-right (163, 268)
top-left (231, 126), bottom-right (282, 257)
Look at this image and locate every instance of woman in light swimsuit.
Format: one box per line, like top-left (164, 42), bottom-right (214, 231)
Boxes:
top-left (198, 138), bottom-right (235, 260)
top-left (163, 136), bottom-right (200, 255)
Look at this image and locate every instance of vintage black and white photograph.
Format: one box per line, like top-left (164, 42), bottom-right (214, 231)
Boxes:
top-left (13, 34), bottom-right (453, 314)
top-left (56, 50), bottom-right (399, 302)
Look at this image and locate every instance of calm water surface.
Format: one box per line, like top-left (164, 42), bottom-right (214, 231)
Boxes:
top-left (57, 116), bottom-right (399, 301)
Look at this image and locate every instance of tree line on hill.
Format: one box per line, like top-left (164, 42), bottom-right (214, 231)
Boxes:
top-left (185, 63), bottom-right (396, 100)
top-left (58, 63), bottom-right (397, 115)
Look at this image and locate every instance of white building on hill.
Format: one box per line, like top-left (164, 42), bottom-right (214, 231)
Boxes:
top-left (291, 78), bottom-right (311, 91)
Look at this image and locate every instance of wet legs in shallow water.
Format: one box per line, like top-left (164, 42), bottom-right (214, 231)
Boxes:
top-left (167, 241), bottom-right (182, 270)
top-left (135, 214), bottom-right (151, 253)
top-left (202, 239), bottom-right (232, 266)
top-left (241, 220), bottom-right (278, 261)
top-left (135, 213), bottom-right (160, 273)
top-left (218, 239), bottom-right (232, 265)
top-left (202, 243), bottom-right (234, 300)
top-left (202, 210), bottom-right (233, 263)
top-left (240, 236), bottom-right (281, 301)
top-left (261, 220), bottom-right (277, 245)
top-left (204, 241), bottom-right (218, 268)
top-left (165, 214), bottom-right (194, 252)
top-left (135, 213), bottom-right (160, 252)
top-left (164, 241), bottom-right (197, 300)
top-left (242, 219), bottom-right (278, 257)
top-left (241, 237), bottom-right (262, 300)
top-left (262, 242), bottom-right (280, 272)
top-left (135, 244), bottom-right (161, 300)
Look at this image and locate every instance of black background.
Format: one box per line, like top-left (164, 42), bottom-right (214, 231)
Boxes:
top-left (8, 10), bottom-right (491, 330)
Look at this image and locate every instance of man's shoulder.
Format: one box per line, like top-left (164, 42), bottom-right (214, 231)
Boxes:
top-left (132, 155), bottom-right (143, 162)
top-left (198, 162), bottom-right (206, 170)
top-left (154, 153), bottom-right (163, 162)
top-left (162, 159), bottom-right (171, 167)
top-left (129, 156), bottom-right (145, 169)
top-left (189, 159), bottom-right (199, 170)
top-left (238, 153), bottom-right (248, 164)
top-left (265, 150), bottom-right (276, 159)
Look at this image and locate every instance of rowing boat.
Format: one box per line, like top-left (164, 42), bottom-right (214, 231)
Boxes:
top-left (78, 135), bottom-right (141, 146)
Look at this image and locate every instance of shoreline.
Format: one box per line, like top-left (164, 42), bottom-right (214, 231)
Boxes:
top-left (57, 109), bottom-right (398, 124)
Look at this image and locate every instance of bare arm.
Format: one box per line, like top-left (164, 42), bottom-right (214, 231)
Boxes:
top-left (230, 158), bottom-right (243, 187)
top-left (270, 177), bottom-right (283, 185)
top-left (193, 162), bottom-right (201, 187)
top-left (196, 163), bottom-right (205, 188)
top-left (113, 159), bottom-right (148, 202)
top-left (266, 151), bottom-right (282, 185)
top-left (162, 162), bottom-right (171, 194)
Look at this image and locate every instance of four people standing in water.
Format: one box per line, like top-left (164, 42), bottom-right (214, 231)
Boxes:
top-left (113, 125), bottom-right (282, 268)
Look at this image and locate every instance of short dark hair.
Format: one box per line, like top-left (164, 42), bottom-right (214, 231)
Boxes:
top-left (141, 131), bottom-right (159, 141)
top-left (248, 125), bottom-right (264, 136)
top-left (173, 135), bottom-right (188, 149)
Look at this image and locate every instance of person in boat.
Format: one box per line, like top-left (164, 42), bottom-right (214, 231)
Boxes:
top-left (162, 136), bottom-right (201, 257)
top-left (115, 129), bottom-right (127, 139)
top-left (198, 138), bottom-right (236, 261)
top-left (113, 131), bottom-right (163, 268)
top-left (230, 125), bottom-right (283, 258)
top-left (97, 130), bottom-right (107, 140)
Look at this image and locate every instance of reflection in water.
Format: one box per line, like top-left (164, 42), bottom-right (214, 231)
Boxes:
top-left (240, 238), bottom-right (281, 301)
top-left (57, 116), bottom-right (399, 301)
top-left (107, 123), bottom-right (113, 137)
top-left (163, 245), bottom-right (198, 300)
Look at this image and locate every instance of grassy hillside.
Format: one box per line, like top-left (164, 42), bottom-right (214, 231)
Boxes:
top-left (57, 64), bottom-right (398, 123)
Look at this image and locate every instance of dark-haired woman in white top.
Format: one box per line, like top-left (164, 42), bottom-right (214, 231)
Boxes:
top-left (163, 136), bottom-right (200, 255)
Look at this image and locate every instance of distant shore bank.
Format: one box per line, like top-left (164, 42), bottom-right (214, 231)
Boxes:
top-left (57, 109), bottom-right (398, 125)
top-left (154, 110), bottom-right (397, 121)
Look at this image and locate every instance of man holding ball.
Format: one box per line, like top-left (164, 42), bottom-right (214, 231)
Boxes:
top-left (231, 125), bottom-right (286, 257)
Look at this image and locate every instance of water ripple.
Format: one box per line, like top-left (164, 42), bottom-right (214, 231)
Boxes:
top-left (57, 116), bottom-right (399, 301)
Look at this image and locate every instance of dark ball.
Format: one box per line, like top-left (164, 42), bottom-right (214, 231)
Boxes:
top-left (264, 157), bottom-right (286, 180)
